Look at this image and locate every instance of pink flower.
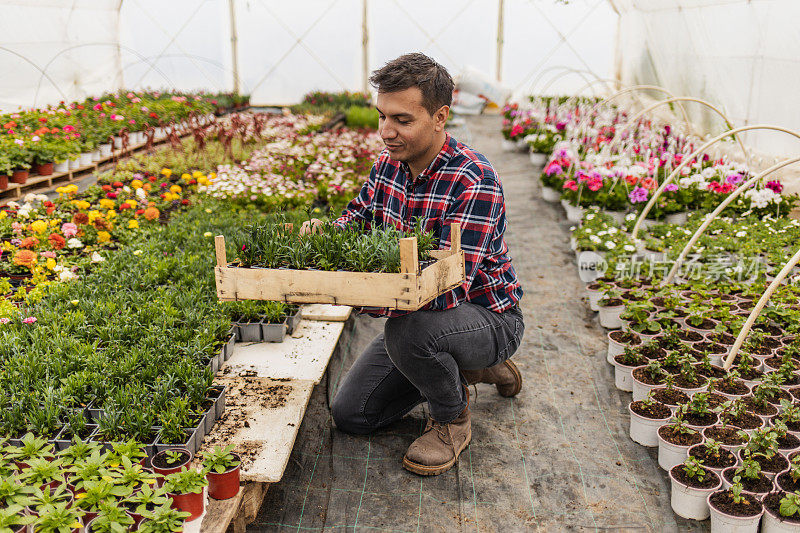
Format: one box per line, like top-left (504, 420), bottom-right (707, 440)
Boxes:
top-left (664, 183), bottom-right (679, 192)
top-left (62, 222), bottom-right (78, 237)
top-left (562, 180), bottom-right (578, 191)
top-left (41, 251), bottom-right (56, 259)
top-left (93, 103), bottom-right (103, 111)
top-left (766, 180), bottom-right (783, 194)
top-left (0, 318), bottom-right (10, 324)
top-left (22, 317), bottom-right (36, 324)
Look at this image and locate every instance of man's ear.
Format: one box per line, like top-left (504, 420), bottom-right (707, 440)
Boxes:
top-left (433, 105), bottom-right (450, 132)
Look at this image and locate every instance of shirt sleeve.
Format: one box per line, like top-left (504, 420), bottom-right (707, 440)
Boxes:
top-left (332, 164), bottom-right (376, 229)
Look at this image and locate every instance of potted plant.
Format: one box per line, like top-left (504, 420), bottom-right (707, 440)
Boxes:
top-left (31, 501), bottom-right (84, 533)
top-left (717, 398), bottom-right (764, 433)
top-left (739, 428), bottom-right (789, 479)
top-left (761, 490), bottom-right (800, 532)
top-left (669, 456), bottom-right (721, 520)
top-left (607, 329), bottom-right (641, 363)
top-left (628, 394), bottom-right (671, 447)
top-left (85, 500), bottom-right (135, 533)
top-left (722, 457), bottom-right (775, 497)
top-left (688, 438), bottom-right (737, 477)
top-left (122, 484), bottom-right (171, 525)
top-left (27, 484), bottom-right (73, 518)
top-left (611, 347), bottom-right (646, 392)
top-left (18, 456), bottom-right (65, 490)
top-left (707, 481), bottom-right (764, 532)
top-left (151, 449), bottom-right (193, 481)
top-left (162, 468), bottom-right (208, 521)
top-left (597, 288), bottom-right (625, 329)
top-left (713, 371), bottom-right (751, 400)
top-left (777, 456), bottom-right (800, 494)
top-left (631, 360), bottom-right (667, 402)
top-left (0, 477), bottom-right (33, 509)
top-left (6, 432), bottom-right (55, 468)
top-left (202, 444), bottom-right (241, 500)
top-left (136, 502), bottom-right (189, 533)
top-left (76, 479), bottom-right (132, 523)
top-left (0, 505), bottom-right (34, 533)
top-left (657, 415), bottom-right (702, 471)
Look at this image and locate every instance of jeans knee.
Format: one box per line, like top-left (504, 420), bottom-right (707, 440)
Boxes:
top-left (384, 313), bottom-right (434, 363)
top-left (331, 392), bottom-right (372, 435)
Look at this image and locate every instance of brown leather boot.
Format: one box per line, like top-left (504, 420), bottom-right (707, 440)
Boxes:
top-left (461, 359), bottom-right (522, 397)
top-left (402, 407), bottom-right (472, 476)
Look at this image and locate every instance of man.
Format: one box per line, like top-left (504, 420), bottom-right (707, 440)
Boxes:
top-left (302, 53), bottom-right (524, 476)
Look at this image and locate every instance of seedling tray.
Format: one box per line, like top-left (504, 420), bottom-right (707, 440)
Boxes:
top-left (214, 223), bottom-right (466, 311)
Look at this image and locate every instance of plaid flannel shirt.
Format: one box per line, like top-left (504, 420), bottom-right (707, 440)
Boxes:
top-left (333, 132), bottom-right (522, 317)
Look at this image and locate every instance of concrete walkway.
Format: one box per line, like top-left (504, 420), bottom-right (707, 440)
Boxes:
top-left (251, 115), bottom-right (702, 532)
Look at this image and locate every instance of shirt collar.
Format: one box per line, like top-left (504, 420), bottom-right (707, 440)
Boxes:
top-left (400, 132), bottom-right (456, 183)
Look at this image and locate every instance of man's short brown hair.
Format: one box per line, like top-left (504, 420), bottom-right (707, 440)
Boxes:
top-left (369, 53), bottom-right (454, 116)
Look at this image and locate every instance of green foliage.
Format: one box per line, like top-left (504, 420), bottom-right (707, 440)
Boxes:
top-left (162, 468), bottom-right (208, 495)
top-left (345, 106), bottom-right (379, 130)
top-left (203, 444), bottom-right (241, 474)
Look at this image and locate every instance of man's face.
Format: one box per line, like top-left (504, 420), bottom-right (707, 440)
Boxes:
top-left (376, 87), bottom-right (446, 166)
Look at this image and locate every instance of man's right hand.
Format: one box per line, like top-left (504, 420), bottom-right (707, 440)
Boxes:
top-left (300, 218), bottom-right (325, 235)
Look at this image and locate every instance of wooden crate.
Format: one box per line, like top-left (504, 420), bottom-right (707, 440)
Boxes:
top-left (214, 223), bottom-right (466, 310)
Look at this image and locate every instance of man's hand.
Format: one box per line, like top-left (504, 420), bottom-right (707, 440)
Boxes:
top-left (300, 218), bottom-right (325, 235)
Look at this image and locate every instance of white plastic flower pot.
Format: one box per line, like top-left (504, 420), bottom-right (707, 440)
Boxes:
top-left (68, 157), bottom-right (80, 170)
top-left (80, 152), bottom-right (94, 166)
top-left (588, 289), bottom-right (602, 312)
top-left (762, 505), bottom-right (800, 533)
top-left (515, 138), bottom-right (527, 150)
top-left (604, 210), bottom-right (627, 225)
top-left (707, 491), bottom-right (763, 533)
top-left (113, 136), bottom-right (123, 149)
top-left (564, 203), bottom-right (585, 223)
top-left (666, 212), bottom-right (689, 225)
top-left (598, 304), bottom-right (624, 329)
top-left (606, 331), bottom-right (632, 364)
top-left (611, 359), bottom-right (638, 392)
top-left (99, 143), bottom-right (112, 157)
top-left (54, 161), bottom-right (69, 173)
top-left (658, 428), bottom-right (697, 472)
top-left (632, 373), bottom-right (660, 402)
top-left (541, 186), bottom-right (561, 203)
top-left (669, 466), bottom-right (721, 520)
top-left (529, 152), bottom-right (548, 166)
top-left (629, 404), bottom-right (670, 447)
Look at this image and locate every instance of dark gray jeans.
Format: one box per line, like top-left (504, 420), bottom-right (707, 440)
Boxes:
top-left (331, 302), bottom-right (525, 434)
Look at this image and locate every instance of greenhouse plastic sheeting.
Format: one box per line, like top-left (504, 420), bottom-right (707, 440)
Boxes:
top-left (0, 0), bottom-right (121, 110)
top-left (611, 0), bottom-right (800, 156)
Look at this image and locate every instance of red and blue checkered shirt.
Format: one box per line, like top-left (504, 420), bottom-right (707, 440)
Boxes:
top-left (333, 132), bottom-right (522, 317)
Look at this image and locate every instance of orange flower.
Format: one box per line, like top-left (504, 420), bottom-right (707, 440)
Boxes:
top-left (73, 212), bottom-right (89, 225)
top-left (143, 207), bottom-right (160, 221)
top-left (48, 233), bottom-right (66, 250)
top-left (13, 250), bottom-right (37, 268)
top-left (20, 236), bottom-right (39, 249)
top-left (640, 178), bottom-right (657, 190)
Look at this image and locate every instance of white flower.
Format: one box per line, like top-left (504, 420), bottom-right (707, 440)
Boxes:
top-left (203, 232), bottom-right (213, 237)
top-left (735, 231), bottom-right (747, 238)
top-left (605, 241), bottom-right (616, 249)
top-left (135, 188), bottom-right (146, 200)
top-left (623, 244), bottom-right (636, 252)
top-left (91, 252), bottom-right (105, 263)
top-left (589, 235), bottom-right (602, 243)
top-left (59, 270), bottom-right (77, 281)
top-left (67, 238), bottom-right (83, 249)
top-left (133, 249), bottom-right (142, 255)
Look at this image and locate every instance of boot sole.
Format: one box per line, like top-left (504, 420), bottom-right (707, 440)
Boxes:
top-left (498, 360), bottom-right (523, 397)
top-left (402, 430), bottom-right (472, 476)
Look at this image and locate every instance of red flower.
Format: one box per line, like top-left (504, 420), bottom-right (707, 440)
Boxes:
top-left (48, 233), bottom-right (66, 250)
top-left (112, 181), bottom-right (123, 188)
top-left (149, 112), bottom-right (158, 118)
top-left (181, 199), bottom-right (189, 205)
top-left (135, 209), bottom-right (145, 215)
top-left (20, 236), bottom-right (39, 249)
top-left (101, 184), bottom-right (113, 192)
top-left (148, 176), bottom-right (157, 182)
top-left (106, 192), bottom-right (117, 199)
top-left (119, 203), bottom-right (131, 210)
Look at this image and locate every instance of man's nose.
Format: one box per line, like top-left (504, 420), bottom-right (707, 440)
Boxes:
top-left (379, 121), bottom-right (397, 140)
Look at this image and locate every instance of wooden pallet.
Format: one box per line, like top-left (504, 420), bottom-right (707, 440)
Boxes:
top-left (213, 223), bottom-right (466, 310)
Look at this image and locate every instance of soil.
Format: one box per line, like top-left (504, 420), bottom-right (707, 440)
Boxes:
top-left (741, 396), bottom-right (778, 416)
top-left (153, 449), bottom-right (191, 469)
top-left (687, 318), bottom-right (716, 331)
top-left (675, 374), bottom-right (707, 389)
top-left (782, 417), bottom-right (800, 433)
top-left (722, 469), bottom-right (773, 494)
top-left (754, 324), bottom-right (783, 336)
top-left (778, 432), bottom-right (800, 451)
top-left (689, 445), bottom-right (736, 469)
top-left (790, 387), bottom-right (800, 400)
top-left (707, 332), bottom-right (735, 345)
top-left (763, 337), bottom-right (783, 349)
top-left (671, 465), bottom-right (720, 489)
top-left (704, 425), bottom-right (748, 446)
top-left (614, 353), bottom-right (646, 367)
top-left (639, 344), bottom-right (667, 360)
top-left (706, 393), bottom-right (729, 409)
top-left (685, 412), bottom-right (717, 427)
top-left (632, 367), bottom-right (666, 386)
top-left (737, 367), bottom-right (764, 381)
top-left (651, 388), bottom-right (689, 406)
top-left (609, 330), bottom-right (641, 345)
top-left (694, 341), bottom-right (727, 354)
top-left (715, 379), bottom-right (749, 396)
top-left (777, 472), bottom-right (800, 494)
top-left (764, 356), bottom-right (792, 370)
top-left (695, 364), bottom-right (726, 379)
top-left (678, 330), bottom-right (704, 343)
top-left (658, 425), bottom-right (702, 446)
top-left (599, 298), bottom-right (623, 307)
top-left (768, 390), bottom-right (793, 405)
top-left (630, 400), bottom-right (670, 420)
top-left (752, 452), bottom-right (789, 474)
top-left (749, 345), bottom-right (773, 356)
top-left (721, 412), bottom-right (762, 430)
top-left (762, 491), bottom-right (800, 523)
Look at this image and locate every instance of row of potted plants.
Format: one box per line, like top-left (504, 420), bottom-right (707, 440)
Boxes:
top-left (0, 434), bottom-right (242, 529)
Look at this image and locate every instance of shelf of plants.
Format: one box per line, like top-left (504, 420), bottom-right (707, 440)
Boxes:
top-left (507, 92), bottom-right (800, 529)
top-left (214, 220), bottom-right (465, 310)
top-left (0, 93), bottom-right (384, 527)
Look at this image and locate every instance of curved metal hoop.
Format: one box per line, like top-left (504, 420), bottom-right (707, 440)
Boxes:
top-left (722, 246), bottom-right (800, 370)
top-left (560, 78), bottom-right (626, 109)
top-left (121, 53), bottom-right (246, 93)
top-left (618, 97), bottom-right (749, 162)
top-left (539, 70), bottom-right (618, 96)
top-left (631, 125), bottom-right (800, 240)
top-left (0, 46), bottom-right (68, 103)
top-left (529, 67), bottom-right (601, 95)
top-left (662, 156), bottom-right (800, 286)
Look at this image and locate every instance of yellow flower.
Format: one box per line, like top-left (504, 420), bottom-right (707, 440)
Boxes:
top-left (133, 249), bottom-right (142, 255)
top-left (0, 211), bottom-right (6, 219)
top-left (97, 231), bottom-right (111, 243)
top-left (50, 219), bottom-right (60, 226)
top-left (127, 199), bottom-right (137, 208)
top-left (181, 173), bottom-right (191, 181)
top-left (197, 177), bottom-right (209, 186)
top-left (128, 219), bottom-right (139, 229)
top-left (106, 210), bottom-right (116, 219)
top-left (170, 185), bottom-right (182, 194)
top-left (46, 257), bottom-right (56, 270)
top-left (162, 192), bottom-right (173, 202)
top-left (30, 220), bottom-right (48, 234)
top-left (88, 210), bottom-right (101, 223)
top-left (209, 172), bottom-right (216, 180)
top-left (204, 208), bottom-right (212, 213)
top-left (99, 199), bottom-right (116, 210)
top-left (70, 300), bottom-right (79, 306)
top-left (161, 168), bottom-right (172, 177)
top-left (131, 179), bottom-right (143, 189)
top-left (192, 170), bottom-right (203, 178)
top-left (203, 231), bottom-right (213, 237)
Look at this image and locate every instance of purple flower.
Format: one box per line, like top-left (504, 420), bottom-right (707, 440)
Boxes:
top-left (766, 180), bottom-right (783, 194)
top-left (628, 186), bottom-right (649, 203)
top-left (664, 183), bottom-right (678, 192)
top-left (725, 173), bottom-right (743, 185)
